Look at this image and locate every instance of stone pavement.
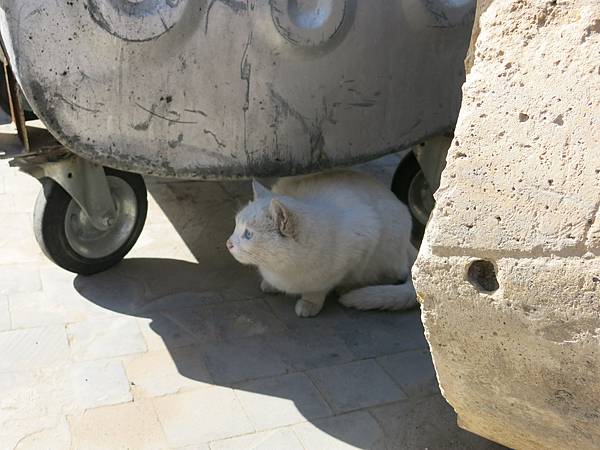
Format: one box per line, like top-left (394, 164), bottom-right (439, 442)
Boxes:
top-left (0, 153), bottom-right (505, 449)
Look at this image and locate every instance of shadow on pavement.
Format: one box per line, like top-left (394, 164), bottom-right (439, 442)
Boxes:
top-left (72, 176), bottom-right (503, 449)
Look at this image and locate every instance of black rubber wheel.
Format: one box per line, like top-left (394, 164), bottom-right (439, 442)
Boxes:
top-left (391, 151), bottom-right (434, 246)
top-left (33, 167), bottom-right (147, 275)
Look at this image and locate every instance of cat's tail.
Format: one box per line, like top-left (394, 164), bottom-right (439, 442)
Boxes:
top-left (337, 278), bottom-right (417, 311)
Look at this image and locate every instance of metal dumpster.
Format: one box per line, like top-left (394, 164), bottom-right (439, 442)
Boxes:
top-left (0, 0), bottom-right (475, 274)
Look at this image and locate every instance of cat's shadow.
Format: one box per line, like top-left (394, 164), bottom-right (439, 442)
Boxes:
top-left (72, 175), bottom-right (427, 447)
top-left (74, 256), bottom-right (426, 448)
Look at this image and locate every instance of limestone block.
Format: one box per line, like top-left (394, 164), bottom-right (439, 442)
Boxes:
top-left (414, 0), bottom-right (600, 448)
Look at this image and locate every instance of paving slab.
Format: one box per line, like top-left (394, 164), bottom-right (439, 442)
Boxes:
top-left (0, 263), bottom-right (41, 296)
top-left (0, 295), bottom-right (9, 331)
top-left (370, 395), bottom-right (508, 449)
top-left (153, 386), bottom-right (255, 447)
top-left (235, 373), bottom-right (331, 431)
top-left (376, 349), bottom-right (439, 398)
top-left (68, 400), bottom-right (169, 450)
top-left (0, 326), bottom-right (70, 372)
top-left (209, 428), bottom-right (303, 450)
top-left (202, 337), bottom-right (291, 385)
top-left (66, 316), bottom-right (147, 361)
top-left (308, 360), bottom-right (407, 413)
top-left (293, 411), bottom-right (386, 450)
top-left (136, 314), bottom-right (198, 351)
top-left (0, 415), bottom-right (71, 450)
top-left (124, 347), bottom-right (212, 398)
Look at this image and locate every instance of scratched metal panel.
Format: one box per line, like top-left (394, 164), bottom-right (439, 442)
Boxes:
top-left (0, 0), bottom-right (475, 179)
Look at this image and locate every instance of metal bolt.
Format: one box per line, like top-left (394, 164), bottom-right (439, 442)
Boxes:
top-left (103, 217), bottom-right (115, 228)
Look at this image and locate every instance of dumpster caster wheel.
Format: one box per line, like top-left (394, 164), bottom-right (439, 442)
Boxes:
top-left (33, 168), bottom-right (148, 275)
top-left (391, 151), bottom-right (435, 246)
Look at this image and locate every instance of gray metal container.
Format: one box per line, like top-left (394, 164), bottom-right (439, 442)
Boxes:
top-left (0, 0), bottom-right (474, 179)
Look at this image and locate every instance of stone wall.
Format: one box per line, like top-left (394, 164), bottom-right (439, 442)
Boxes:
top-left (413, 0), bottom-right (600, 448)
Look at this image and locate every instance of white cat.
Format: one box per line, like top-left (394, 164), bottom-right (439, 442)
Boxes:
top-left (226, 170), bottom-right (418, 317)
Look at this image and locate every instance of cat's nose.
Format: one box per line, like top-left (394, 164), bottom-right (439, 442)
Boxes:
top-left (226, 239), bottom-right (234, 250)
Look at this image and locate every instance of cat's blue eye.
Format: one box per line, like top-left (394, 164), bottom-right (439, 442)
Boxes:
top-left (242, 229), bottom-right (253, 240)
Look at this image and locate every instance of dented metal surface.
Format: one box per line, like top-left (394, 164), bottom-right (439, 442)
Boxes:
top-left (0, 0), bottom-right (474, 179)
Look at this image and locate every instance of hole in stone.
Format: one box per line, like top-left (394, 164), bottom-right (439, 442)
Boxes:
top-left (468, 260), bottom-right (499, 293)
top-left (552, 114), bottom-right (564, 126)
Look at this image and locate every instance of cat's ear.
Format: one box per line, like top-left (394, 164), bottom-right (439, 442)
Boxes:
top-left (252, 179), bottom-right (271, 199)
top-left (270, 199), bottom-right (295, 237)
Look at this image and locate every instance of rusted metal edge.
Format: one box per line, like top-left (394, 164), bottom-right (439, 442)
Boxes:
top-left (0, 31), bottom-right (30, 153)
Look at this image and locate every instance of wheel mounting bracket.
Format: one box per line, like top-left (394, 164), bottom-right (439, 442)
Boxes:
top-left (21, 154), bottom-right (117, 231)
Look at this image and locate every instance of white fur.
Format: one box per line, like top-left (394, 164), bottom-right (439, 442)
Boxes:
top-left (227, 170), bottom-right (417, 317)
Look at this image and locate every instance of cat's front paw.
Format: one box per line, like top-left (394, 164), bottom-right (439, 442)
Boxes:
top-left (260, 280), bottom-right (280, 294)
top-left (295, 299), bottom-right (322, 318)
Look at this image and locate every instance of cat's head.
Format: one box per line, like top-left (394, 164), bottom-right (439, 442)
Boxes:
top-left (226, 180), bottom-right (299, 268)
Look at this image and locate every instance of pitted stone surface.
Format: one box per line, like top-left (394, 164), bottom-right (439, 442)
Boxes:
top-left (427, 0), bottom-right (600, 259)
top-left (414, 0), bottom-right (600, 448)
